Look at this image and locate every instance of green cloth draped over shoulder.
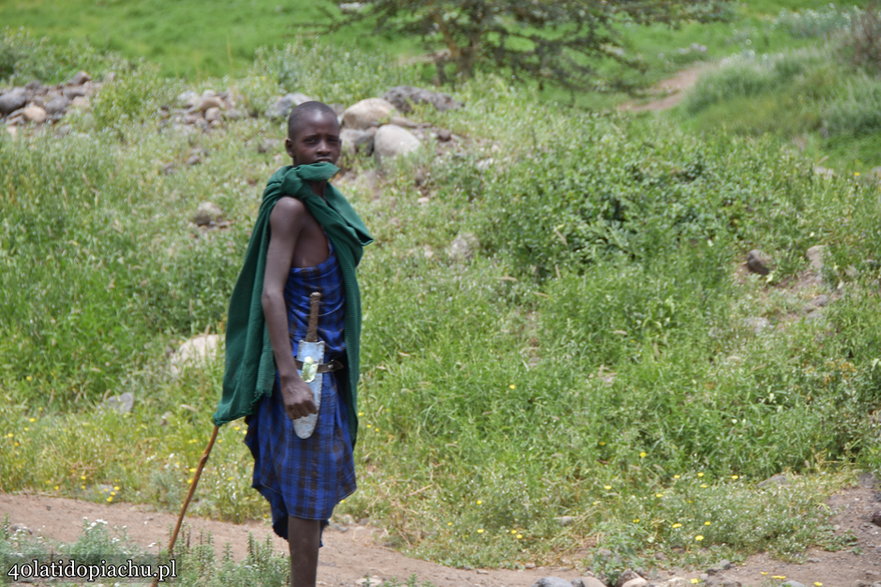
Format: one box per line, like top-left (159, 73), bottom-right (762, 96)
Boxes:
top-left (213, 162), bottom-right (373, 445)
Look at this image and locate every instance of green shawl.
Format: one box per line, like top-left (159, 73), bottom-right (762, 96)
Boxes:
top-left (213, 162), bottom-right (373, 445)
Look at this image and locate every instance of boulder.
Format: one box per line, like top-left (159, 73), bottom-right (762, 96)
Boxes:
top-left (806, 245), bottom-right (827, 273)
top-left (67, 71), bottom-right (91, 86)
top-left (102, 392), bottom-right (134, 414)
top-left (197, 95), bottom-right (224, 113)
top-left (531, 578), bottom-right (576, 587)
top-left (22, 105), bottom-right (48, 124)
top-left (340, 127), bottom-right (376, 155)
top-left (373, 124), bottom-right (420, 164)
top-left (42, 94), bottom-right (70, 115)
top-left (192, 202), bottom-right (223, 226)
top-left (383, 85), bottom-right (463, 113)
top-left (170, 334), bottom-right (222, 375)
top-left (746, 249), bottom-right (772, 275)
top-left (342, 98), bottom-right (396, 130)
top-left (265, 92), bottom-right (313, 120)
top-left (0, 88), bottom-right (28, 115)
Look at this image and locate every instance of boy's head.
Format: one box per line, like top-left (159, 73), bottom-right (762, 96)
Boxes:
top-left (285, 101), bottom-right (341, 166)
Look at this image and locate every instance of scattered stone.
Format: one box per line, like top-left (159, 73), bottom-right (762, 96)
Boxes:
top-left (355, 576), bottom-right (383, 586)
top-left (0, 88), bottom-right (28, 115)
top-left (197, 95), bottom-right (224, 114)
top-left (447, 232), bottom-right (478, 262)
top-left (340, 127), bottom-right (376, 155)
top-left (657, 579), bottom-right (689, 587)
top-left (177, 90), bottom-right (199, 108)
top-left (621, 579), bottom-right (648, 587)
top-left (383, 85), bottom-right (463, 113)
top-left (170, 334), bottom-right (222, 375)
top-left (63, 85), bottom-right (87, 100)
top-left (579, 578), bottom-right (607, 587)
top-left (532, 578), bottom-right (575, 587)
top-left (813, 165), bottom-right (835, 178)
top-left (43, 94), bottom-right (70, 115)
top-left (192, 202), bottom-right (224, 226)
top-left (22, 105), bottom-right (48, 124)
top-left (781, 581), bottom-right (806, 587)
top-left (265, 92), bottom-right (312, 119)
top-left (373, 123), bottom-right (421, 164)
top-left (204, 107), bottom-right (222, 123)
top-left (870, 509), bottom-right (881, 527)
top-left (616, 570), bottom-right (644, 587)
top-left (757, 473), bottom-right (790, 488)
top-left (68, 71), bottom-right (91, 86)
top-left (342, 97), bottom-right (397, 130)
top-left (743, 316), bottom-right (771, 334)
top-left (186, 154), bottom-right (202, 166)
top-left (705, 560), bottom-right (732, 575)
top-left (436, 128), bottom-right (452, 142)
top-left (746, 249), bottom-right (772, 275)
top-left (9, 523), bottom-right (32, 535)
top-left (339, 2), bottom-right (365, 12)
top-left (555, 515), bottom-right (576, 526)
top-left (806, 245), bottom-right (827, 273)
top-left (388, 115), bottom-right (419, 128)
top-left (102, 392), bottom-right (134, 414)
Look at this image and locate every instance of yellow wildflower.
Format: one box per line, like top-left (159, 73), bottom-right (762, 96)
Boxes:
top-left (639, 451), bottom-right (647, 458)
top-left (671, 523), bottom-right (682, 529)
top-left (694, 535), bottom-right (704, 542)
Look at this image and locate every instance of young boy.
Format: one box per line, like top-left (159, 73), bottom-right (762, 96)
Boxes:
top-left (214, 101), bottom-right (372, 587)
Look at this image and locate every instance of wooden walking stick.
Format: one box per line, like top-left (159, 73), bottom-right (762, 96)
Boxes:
top-left (151, 424), bottom-right (219, 586)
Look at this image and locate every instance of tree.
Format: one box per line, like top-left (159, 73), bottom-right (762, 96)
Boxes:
top-left (327, 0), bottom-right (729, 90)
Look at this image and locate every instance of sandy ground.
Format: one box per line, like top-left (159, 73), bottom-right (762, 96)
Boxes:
top-left (2, 482), bottom-right (881, 586)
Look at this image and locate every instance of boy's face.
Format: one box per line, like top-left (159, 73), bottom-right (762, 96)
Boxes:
top-left (285, 111), bottom-right (341, 166)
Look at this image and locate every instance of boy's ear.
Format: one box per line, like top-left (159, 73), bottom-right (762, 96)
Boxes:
top-left (284, 137), bottom-right (295, 161)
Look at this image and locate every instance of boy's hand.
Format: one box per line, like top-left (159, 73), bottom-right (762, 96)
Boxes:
top-left (280, 375), bottom-right (318, 420)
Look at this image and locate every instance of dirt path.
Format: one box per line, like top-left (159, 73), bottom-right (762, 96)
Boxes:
top-left (618, 63), bottom-right (714, 113)
top-left (3, 483), bottom-right (881, 586)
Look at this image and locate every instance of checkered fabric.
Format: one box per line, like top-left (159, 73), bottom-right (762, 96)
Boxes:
top-left (244, 242), bottom-right (356, 539)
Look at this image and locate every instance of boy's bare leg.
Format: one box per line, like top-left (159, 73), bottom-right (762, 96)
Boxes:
top-left (288, 517), bottom-right (321, 587)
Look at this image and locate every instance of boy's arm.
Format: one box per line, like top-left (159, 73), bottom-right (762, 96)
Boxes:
top-left (261, 197), bottom-right (317, 420)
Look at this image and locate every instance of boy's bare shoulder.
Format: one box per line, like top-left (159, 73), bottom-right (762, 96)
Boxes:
top-left (269, 196), bottom-right (307, 229)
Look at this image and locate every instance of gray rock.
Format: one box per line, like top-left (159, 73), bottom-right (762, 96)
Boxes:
top-left (757, 473), bottom-right (790, 488)
top-left (706, 560), bottom-right (733, 575)
top-left (616, 571), bottom-right (644, 587)
top-left (805, 294), bottom-right (830, 313)
top-left (373, 124), bottom-right (420, 164)
top-left (170, 334), bottom-right (223, 375)
top-left (447, 232), bottom-right (478, 262)
top-left (532, 578), bottom-right (575, 587)
top-left (870, 509), bottom-right (881, 527)
top-left (197, 95), bottom-right (224, 113)
top-left (342, 98), bottom-right (396, 130)
top-left (63, 85), bottom-right (87, 100)
top-left (806, 245), bottom-right (827, 273)
top-left (383, 85), bottom-right (463, 113)
top-left (204, 107), bottom-right (222, 122)
top-left (555, 515), bottom-right (576, 526)
top-left (340, 127), bottom-right (376, 155)
top-left (656, 579), bottom-right (689, 587)
top-left (580, 578), bottom-right (607, 587)
top-left (43, 94), bottom-right (70, 115)
top-left (781, 582), bottom-right (806, 587)
top-left (436, 128), bottom-right (452, 142)
top-left (0, 88), bottom-right (28, 115)
top-left (339, 2), bottom-right (365, 12)
top-left (177, 90), bottom-right (199, 108)
top-left (746, 249), bottom-right (772, 275)
top-left (621, 579), bottom-right (648, 587)
top-left (265, 92), bottom-right (312, 119)
top-left (192, 202), bottom-right (223, 226)
top-left (102, 392), bottom-right (134, 414)
top-left (67, 71), bottom-right (91, 86)
top-left (22, 105), bottom-right (48, 124)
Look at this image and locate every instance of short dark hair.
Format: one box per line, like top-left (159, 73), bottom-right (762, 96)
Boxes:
top-left (287, 101), bottom-right (338, 139)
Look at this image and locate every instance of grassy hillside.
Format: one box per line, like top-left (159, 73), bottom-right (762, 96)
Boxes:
top-left (1, 3), bottom-right (881, 584)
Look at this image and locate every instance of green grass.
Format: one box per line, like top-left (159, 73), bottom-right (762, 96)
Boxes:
top-left (2, 3), bottom-right (881, 583)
